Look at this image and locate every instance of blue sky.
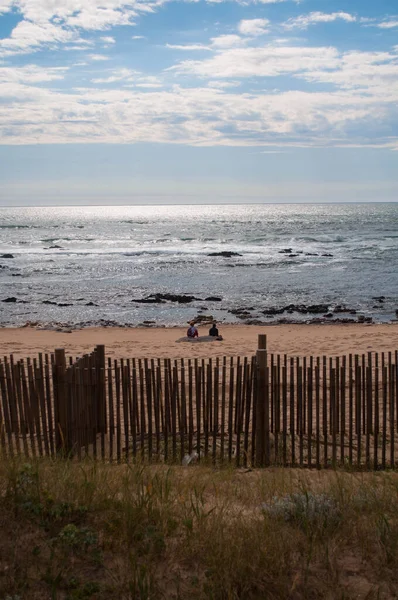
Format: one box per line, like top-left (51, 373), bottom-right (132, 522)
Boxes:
top-left (0, 0), bottom-right (397, 205)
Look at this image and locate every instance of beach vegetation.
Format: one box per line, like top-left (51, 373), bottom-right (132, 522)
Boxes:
top-left (1, 456), bottom-right (398, 598)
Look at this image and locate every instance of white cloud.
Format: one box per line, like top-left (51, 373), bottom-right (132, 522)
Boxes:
top-left (166, 43), bottom-right (211, 51)
top-left (377, 20), bottom-right (398, 29)
top-left (207, 80), bottom-right (241, 88)
top-left (100, 36), bottom-right (116, 43)
top-left (91, 68), bottom-right (136, 83)
top-left (0, 20), bottom-right (76, 55)
top-left (238, 18), bottom-right (270, 36)
top-left (0, 64), bottom-right (68, 83)
top-left (166, 35), bottom-right (245, 52)
top-left (0, 0), bottom-right (294, 57)
top-left (210, 34), bottom-right (245, 48)
top-left (0, 52), bottom-right (396, 151)
top-left (170, 45), bottom-right (340, 78)
top-left (283, 12), bottom-right (356, 30)
top-left (89, 54), bottom-right (110, 61)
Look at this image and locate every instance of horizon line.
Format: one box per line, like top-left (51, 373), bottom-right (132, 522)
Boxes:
top-left (1, 200), bottom-right (398, 208)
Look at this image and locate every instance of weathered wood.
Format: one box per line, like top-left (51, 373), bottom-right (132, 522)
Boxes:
top-left (282, 358), bottom-right (287, 466)
top-left (374, 354), bottom-right (379, 470)
top-left (180, 359), bottom-right (186, 463)
top-left (114, 360), bottom-right (121, 463)
top-left (54, 348), bottom-right (67, 453)
top-left (255, 335), bottom-right (267, 467)
top-left (308, 361), bottom-right (313, 468)
top-left (188, 359), bottom-right (194, 455)
top-left (221, 356), bottom-right (226, 463)
top-left (107, 357), bottom-right (114, 461)
top-left (388, 352), bottom-right (395, 469)
top-left (213, 358), bottom-right (219, 465)
top-left (298, 361), bottom-right (303, 467)
top-left (228, 358), bottom-right (234, 463)
top-left (290, 357), bottom-right (295, 466)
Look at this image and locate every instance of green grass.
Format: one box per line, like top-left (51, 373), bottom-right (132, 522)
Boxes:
top-left (1, 456), bottom-right (398, 599)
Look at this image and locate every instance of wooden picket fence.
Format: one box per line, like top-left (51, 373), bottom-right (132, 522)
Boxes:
top-left (0, 335), bottom-right (397, 469)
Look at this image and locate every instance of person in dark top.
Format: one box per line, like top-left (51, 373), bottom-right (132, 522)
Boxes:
top-left (209, 321), bottom-right (219, 337)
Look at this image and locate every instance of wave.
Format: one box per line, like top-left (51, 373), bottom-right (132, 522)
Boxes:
top-left (121, 220), bottom-right (148, 225)
top-left (0, 225), bottom-right (34, 229)
top-left (41, 237), bottom-right (95, 243)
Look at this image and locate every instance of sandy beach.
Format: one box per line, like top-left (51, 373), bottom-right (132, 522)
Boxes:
top-left (1, 323), bottom-right (397, 360)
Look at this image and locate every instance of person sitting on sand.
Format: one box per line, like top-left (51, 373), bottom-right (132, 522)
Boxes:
top-left (209, 321), bottom-right (223, 340)
top-left (187, 321), bottom-right (198, 338)
top-left (209, 321), bottom-right (219, 337)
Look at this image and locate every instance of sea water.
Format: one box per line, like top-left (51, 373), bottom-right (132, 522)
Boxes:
top-left (0, 203), bottom-right (397, 327)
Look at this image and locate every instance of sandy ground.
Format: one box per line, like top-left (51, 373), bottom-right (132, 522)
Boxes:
top-left (0, 323), bottom-right (397, 360)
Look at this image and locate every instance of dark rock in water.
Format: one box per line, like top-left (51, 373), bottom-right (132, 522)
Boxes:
top-left (195, 314), bottom-right (213, 323)
top-left (263, 307), bottom-right (285, 315)
top-left (2, 297), bottom-right (17, 302)
top-left (1, 254), bottom-right (14, 259)
top-left (245, 319), bottom-right (267, 325)
top-left (263, 304), bottom-right (329, 316)
top-left (335, 318), bottom-right (356, 324)
top-left (133, 297), bottom-right (165, 304)
top-left (288, 254), bottom-right (299, 258)
top-left (0, 265), bottom-right (8, 269)
top-left (357, 315), bottom-right (373, 323)
top-left (333, 305), bottom-right (357, 314)
top-left (207, 251), bottom-right (242, 257)
top-left (11, 273), bottom-right (22, 277)
top-left (322, 253), bottom-right (333, 257)
top-left (49, 245), bottom-right (63, 249)
top-left (324, 313), bottom-right (333, 318)
top-left (205, 296), bottom-right (222, 302)
top-left (43, 300), bottom-right (58, 305)
top-left (85, 302), bottom-right (98, 306)
top-left (372, 296), bottom-right (385, 303)
top-left (305, 253), bottom-right (319, 256)
top-left (306, 304), bottom-right (329, 314)
top-left (278, 248), bottom-right (293, 254)
top-left (143, 320), bottom-right (156, 324)
top-left (57, 303), bottom-right (73, 307)
top-left (154, 293), bottom-right (201, 303)
top-left (134, 293), bottom-right (201, 304)
top-left (229, 307), bottom-right (254, 315)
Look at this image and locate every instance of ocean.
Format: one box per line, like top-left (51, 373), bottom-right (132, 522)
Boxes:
top-left (0, 203), bottom-right (397, 328)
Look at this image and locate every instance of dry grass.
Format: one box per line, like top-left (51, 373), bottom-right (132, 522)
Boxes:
top-left (1, 457), bottom-right (398, 599)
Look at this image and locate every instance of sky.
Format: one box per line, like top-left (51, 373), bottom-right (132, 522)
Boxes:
top-left (0, 0), bottom-right (397, 205)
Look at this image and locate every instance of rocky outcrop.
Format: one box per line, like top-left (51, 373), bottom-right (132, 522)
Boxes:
top-left (1, 254), bottom-right (14, 259)
top-left (207, 251), bottom-right (242, 257)
top-left (133, 293), bottom-right (202, 304)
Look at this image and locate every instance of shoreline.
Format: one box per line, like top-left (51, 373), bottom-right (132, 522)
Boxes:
top-left (1, 322), bottom-right (398, 360)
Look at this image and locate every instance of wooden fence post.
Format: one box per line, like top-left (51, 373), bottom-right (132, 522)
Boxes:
top-left (255, 334), bottom-right (267, 467)
top-left (95, 344), bottom-right (106, 435)
top-left (54, 348), bottom-right (67, 454)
